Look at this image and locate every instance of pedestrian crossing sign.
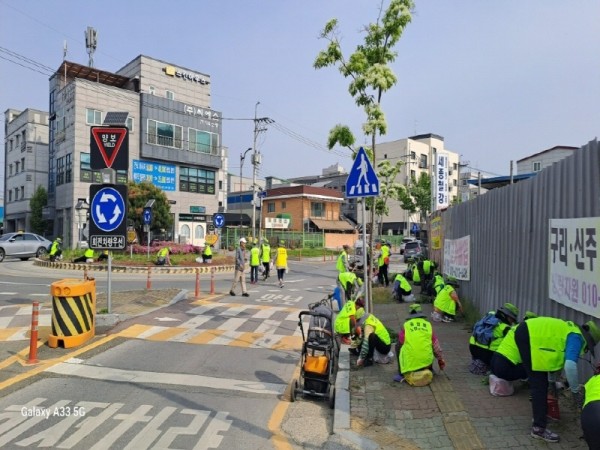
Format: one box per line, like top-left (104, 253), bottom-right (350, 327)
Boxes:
top-left (346, 147), bottom-right (380, 198)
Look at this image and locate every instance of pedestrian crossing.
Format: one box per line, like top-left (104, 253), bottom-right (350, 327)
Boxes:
top-left (0, 303), bottom-right (52, 341)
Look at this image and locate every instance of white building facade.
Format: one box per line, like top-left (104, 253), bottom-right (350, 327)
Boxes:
top-left (47, 55), bottom-right (227, 248)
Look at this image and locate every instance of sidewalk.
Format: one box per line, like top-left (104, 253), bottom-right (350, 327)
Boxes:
top-left (338, 301), bottom-right (588, 450)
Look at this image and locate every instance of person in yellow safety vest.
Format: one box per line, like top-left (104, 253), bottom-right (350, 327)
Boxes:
top-left (98, 250), bottom-right (110, 261)
top-left (336, 244), bottom-right (350, 274)
top-left (512, 317), bottom-right (600, 443)
top-left (375, 240), bottom-right (390, 287)
top-left (338, 264), bottom-right (363, 305)
top-left (392, 272), bottom-right (413, 303)
top-left (48, 237), bottom-right (62, 262)
top-left (432, 280), bottom-right (462, 322)
top-left (394, 303), bottom-right (445, 383)
top-left (259, 239), bottom-right (271, 280)
top-left (275, 240), bottom-right (288, 288)
top-left (582, 362), bottom-right (600, 449)
top-left (432, 273), bottom-right (445, 293)
top-left (202, 244), bottom-right (212, 264)
top-left (489, 311), bottom-right (538, 381)
top-left (249, 242), bottom-right (260, 284)
top-left (418, 259), bottom-right (438, 295)
top-left (334, 297), bottom-right (365, 345)
top-left (355, 308), bottom-right (391, 367)
top-left (155, 246), bottom-right (172, 266)
top-left (469, 303), bottom-right (519, 369)
top-left (73, 248), bottom-right (95, 263)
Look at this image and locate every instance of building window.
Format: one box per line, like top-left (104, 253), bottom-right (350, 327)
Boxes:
top-left (9, 164), bottom-right (12, 176)
top-left (20, 186), bottom-right (24, 199)
top-left (311, 202), bottom-right (325, 218)
top-left (166, 90), bottom-right (174, 100)
top-left (410, 169), bottom-right (416, 179)
top-left (15, 161), bottom-right (20, 172)
top-left (9, 139), bottom-right (13, 152)
top-left (267, 202), bottom-right (275, 213)
top-left (126, 117), bottom-right (134, 133)
top-left (194, 225), bottom-right (204, 239)
top-left (188, 128), bottom-right (218, 154)
top-left (149, 86), bottom-right (155, 95)
top-left (21, 131), bottom-right (26, 150)
top-left (56, 156), bottom-right (65, 185)
top-left (21, 157), bottom-right (25, 171)
top-left (533, 161), bottom-right (541, 172)
top-left (86, 108), bottom-right (102, 125)
top-left (179, 166), bottom-right (216, 194)
top-left (14, 187), bottom-right (19, 200)
top-left (281, 201), bottom-right (286, 209)
top-left (410, 151), bottom-right (416, 159)
top-left (8, 191), bottom-right (12, 202)
top-left (65, 153), bottom-right (72, 183)
top-left (147, 119), bottom-right (183, 149)
top-left (419, 154), bottom-right (428, 169)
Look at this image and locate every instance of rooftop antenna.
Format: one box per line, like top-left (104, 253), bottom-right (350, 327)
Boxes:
top-left (63, 40), bottom-right (67, 60)
top-left (85, 26), bottom-right (97, 68)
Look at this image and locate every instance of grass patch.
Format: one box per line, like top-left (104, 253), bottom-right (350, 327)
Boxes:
top-left (459, 296), bottom-right (481, 330)
top-left (97, 308), bottom-right (109, 314)
top-left (372, 286), bottom-right (395, 304)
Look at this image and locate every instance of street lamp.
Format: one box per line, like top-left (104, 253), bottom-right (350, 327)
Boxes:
top-left (240, 147), bottom-right (252, 233)
top-left (75, 198), bottom-right (89, 248)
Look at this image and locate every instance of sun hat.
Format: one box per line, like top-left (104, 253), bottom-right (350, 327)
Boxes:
top-left (239, 238), bottom-right (247, 243)
top-left (499, 303), bottom-right (519, 322)
top-left (408, 303), bottom-right (427, 318)
top-left (582, 321), bottom-right (600, 356)
top-left (524, 311), bottom-right (538, 320)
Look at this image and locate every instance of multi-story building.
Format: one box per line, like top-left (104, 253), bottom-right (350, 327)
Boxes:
top-left (3, 108), bottom-right (49, 233)
top-left (46, 55), bottom-right (226, 248)
top-left (517, 145), bottom-right (578, 174)
top-left (376, 133), bottom-right (459, 235)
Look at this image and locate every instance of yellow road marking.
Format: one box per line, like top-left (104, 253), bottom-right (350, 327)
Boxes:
top-left (146, 327), bottom-right (187, 341)
top-left (228, 332), bottom-right (263, 347)
top-left (186, 329), bottom-right (225, 344)
top-left (0, 328), bottom-right (22, 341)
top-left (267, 363), bottom-right (300, 450)
top-left (272, 336), bottom-right (302, 351)
top-left (117, 324), bottom-right (153, 338)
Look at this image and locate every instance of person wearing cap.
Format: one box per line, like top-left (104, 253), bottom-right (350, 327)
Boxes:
top-left (230, 238), bottom-right (249, 297)
top-left (582, 362), bottom-right (600, 449)
top-left (417, 259), bottom-right (438, 296)
top-left (511, 317), bottom-right (600, 443)
top-left (275, 240), bottom-right (288, 288)
top-left (259, 239), bottom-right (272, 280)
top-left (394, 303), bottom-right (445, 383)
top-left (249, 241), bottom-right (260, 284)
top-left (201, 243), bottom-right (212, 264)
top-left (155, 246), bottom-right (172, 266)
top-left (49, 237), bottom-right (63, 262)
top-left (356, 308), bottom-right (392, 367)
top-left (334, 297), bottom-right (365, 346)
top-left (338, 263), bottom-right (363, 305)
top-left (336, 244), bottom-right (351, 274)
top-left (469, 303), bottom-right (519, 370)
top-left (392, 272), bottom-right (413, 303)
top-left (432, 280), bottom-right (462, 322)
top-left (375, 240), bottom-right (390, 287)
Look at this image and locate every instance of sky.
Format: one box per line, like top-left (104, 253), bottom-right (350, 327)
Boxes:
top-left (1, 0), bottom-right (599, 191)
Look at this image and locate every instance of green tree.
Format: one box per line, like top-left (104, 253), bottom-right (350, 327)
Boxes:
top-left (374, 159), bottom-right (403, 235)
top-left (29, 185), bottom-right (48, 235)
top-left (315, 0), bottom-right (414, 302)
top-left (398, 172), bottom-right (431, 222)
top-left (127, 181), bottom-right (173, 242)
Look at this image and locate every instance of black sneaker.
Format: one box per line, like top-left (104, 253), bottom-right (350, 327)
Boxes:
top-left (363, 358), bottom-right (374, 367)
top-left (242, 292), bottom-right (250, 297)
top-left (229, 291), bottom-right (236, 296)
top-left (530, 426), bottom-right (559, 443)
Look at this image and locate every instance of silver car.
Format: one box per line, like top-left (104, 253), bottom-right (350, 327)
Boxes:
top-left (0, 232), bottom-right (52, 262)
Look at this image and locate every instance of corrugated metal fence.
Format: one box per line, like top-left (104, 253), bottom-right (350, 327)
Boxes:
top-left (434, 138), bottom-right (599, 330)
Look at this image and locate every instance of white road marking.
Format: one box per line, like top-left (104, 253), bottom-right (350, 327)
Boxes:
top-left (154, 317), bottom-right (181, 322)
top-left (45, 361), bottom-right (286, 395)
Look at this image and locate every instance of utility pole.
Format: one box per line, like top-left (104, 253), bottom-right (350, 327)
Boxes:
top-left (251, 102), bottom-right (272, 242)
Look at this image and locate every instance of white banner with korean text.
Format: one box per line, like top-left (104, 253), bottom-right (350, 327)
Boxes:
top-left (435, 152), bottom-right (449, 210)
top-left (549, 217), bottom-right (599, 318)
top-left (443, 235), bottom-right (470, 280)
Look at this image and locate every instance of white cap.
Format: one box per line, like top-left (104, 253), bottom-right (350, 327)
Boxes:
top-left (239, 238), bottom-right (247, 243)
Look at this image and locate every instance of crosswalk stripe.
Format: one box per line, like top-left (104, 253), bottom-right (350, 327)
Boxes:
top-left (136, 326), bottom-right (169, 339)
top-left (254, 319), bottom-right (281, 334)
top-left (217, 318), bottom-right (247, 331)
top-left (186, 329), bottom-right (225, 344)
top-left (179, 315), bottom-right (213, 328)
top-left (146, 327), bottom-right (188, 341)
top-left (210, 330), bottom-right (243, 346)
top-left (272, 336), bottom-right (303, 351)
top-left (118, 324), bottom-right (153, 338)
top-left (229, 332), bottom-right (263, 348)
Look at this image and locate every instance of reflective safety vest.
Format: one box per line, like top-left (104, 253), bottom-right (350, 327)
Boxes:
top-left (339, 271), bottom-right (360, 287)
top-left (336, 251), bottom-right (348, 273)
top-left (394, 274), bottom-right (411, 292)
top-left (434, 285), bottom-right (456, 315)
top-left (411, 265), bottom-right (421, 283)
top-left (275, 247), bottom-right (287, 268)
top-left (527, 317), bottom-right (584, 371)
top-left (202, 245), bottom-right (212, 257)
top-left (378, 245), bottom-right (390, 267)
top-left (433, 274), bottom-right (445, 293)
top-left (400, 318), bottom-right (434, 373)
top-left (157, 248), bottom-right (169, 257)
top-left (250, 247), bottom-right (260, 266)
top-left (49, 241), bottom-right (60, 255)
top-left (495, 327), bottom-right (521, 365)
top-left (334, 300), bottom-right (357, 335)
top-left (469, 320), bottom-right (511, 351)
top-left (584, 374), bottom-right (600, 407)
top-left (260, 244), bottom-right (271, 263)
top-left (363, 314), bottom-right (391, 345)
top-left (84, 248), bottom-right (95, 259)
top-left (422, 260), bottom-right (434, 275)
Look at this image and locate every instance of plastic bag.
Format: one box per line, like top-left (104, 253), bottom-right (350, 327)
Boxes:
top-left (489, 374), bottom-right (514, 396)
top-left (405, 369), bottom-right (433, 387)
top-left (373, 349), bottom-right (394, 364)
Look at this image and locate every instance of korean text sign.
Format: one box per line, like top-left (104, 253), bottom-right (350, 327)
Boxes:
top-left (549, 217), bottom-right (599, 318)
top-left (435, 152), bottom-right (449, 210)
top-left (443, 235), bottom-right (470, 281)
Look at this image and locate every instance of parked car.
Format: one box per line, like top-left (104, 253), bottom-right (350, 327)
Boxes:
top-left (400, 237), bottom-right (416, 255)
top-left (0, 232), bottom-right (52, 263)
top-left (403, 240), bottom-right (425, 263)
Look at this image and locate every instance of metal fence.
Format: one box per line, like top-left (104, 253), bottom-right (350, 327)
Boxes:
top-left (219, 228), bottom-right (325, 250)
top-left (433, 139), bottom-right (599, 374)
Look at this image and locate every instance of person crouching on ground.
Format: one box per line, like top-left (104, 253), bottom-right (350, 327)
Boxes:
top-left (394, 303), bottom-right (445, 385)
top-left (582, 362), bottom-right (600, 450)
top-left (338, 263), bottom-right (363, 306)
top-left (334, 297), bottom-right (365, 345)
top-left (155, 246), bottom-right (172, 266)
top-left (432, 280), bottom-right (462, 322)
top-left (392, 272), bottom-right (413, 303)
top-left (202, 243), bottom-right (212, 263)
top-left (49, 237), bottom-right (62, 262)
top-left (355, 307), bottom-right (391, 367)
top-left (73, 248), bottom-right (95, 263)
top-left (469, 303), bottom-right (519, 374)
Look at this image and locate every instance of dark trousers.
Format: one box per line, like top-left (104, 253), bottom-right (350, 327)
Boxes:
top-left (469, 344), bottom-right (495, 366)
top-left (582, 401), bottom-right (600, 450)
top-left (250, 265), bottom-right (259, 283)
top-left (262, 262), bottom-right (270, 278)
top-left (515, 323), bottom-right (549, 429)
top-left (378, 264), bottom-right (389, 287)
top-left (490, 352), bottom-right (527, 381)
top-left (366, 333), bottom-right (391, 360)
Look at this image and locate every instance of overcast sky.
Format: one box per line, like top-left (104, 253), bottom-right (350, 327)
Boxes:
top-left (1, 0), bottom-right (599, 192)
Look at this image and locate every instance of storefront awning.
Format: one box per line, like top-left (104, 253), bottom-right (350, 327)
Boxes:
top-left (310, 219), bottom-right (355, 231)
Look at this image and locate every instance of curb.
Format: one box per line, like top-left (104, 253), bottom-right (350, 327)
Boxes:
top-left (33, 259), bottom-right (235, 274)
top-left (333, 344), bottom-right (379, 450)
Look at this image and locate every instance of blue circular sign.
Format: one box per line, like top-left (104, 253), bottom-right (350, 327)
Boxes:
top-left (213, 214), bottom-right (225, 228)
top-left (143, 208), bottom-right (152, 225)
top-left (91, 187), bottom-right (126, 232)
